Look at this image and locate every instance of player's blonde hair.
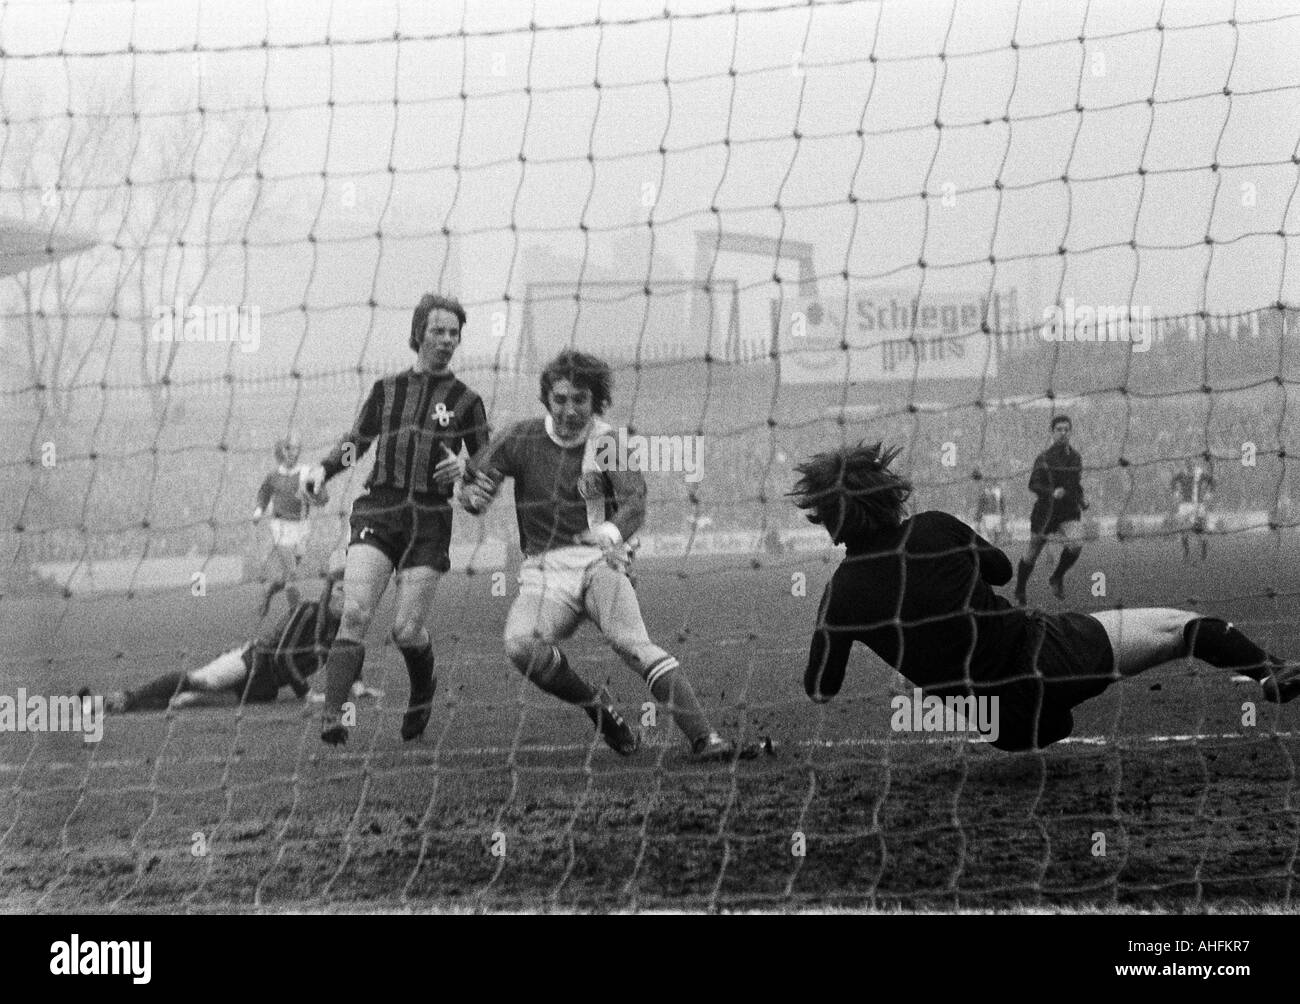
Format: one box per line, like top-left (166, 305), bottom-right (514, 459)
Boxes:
top-left (410, 293), bottom-right (467, 351)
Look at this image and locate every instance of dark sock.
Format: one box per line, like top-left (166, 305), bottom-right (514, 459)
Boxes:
top-left (323, 639), bottom-right (365, 714)
top-left (1051, 546), bottom-right (1081, 581)
top-left (124, 671), bottom-right (189, 711)
top-left (532, 647), bottom-right (598, 707)
top-left (646, 660), bottom-right (711, 746)
top-left (399, 641), bottom-right (435, 697)
top-left (1015, 559), bottom-right (1033, 594)
top-left (1183, 618), bottom-right (1282, 681)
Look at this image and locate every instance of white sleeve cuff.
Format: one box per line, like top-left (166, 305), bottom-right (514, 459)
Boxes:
top-left (591, 521), bottom-right (622, 546)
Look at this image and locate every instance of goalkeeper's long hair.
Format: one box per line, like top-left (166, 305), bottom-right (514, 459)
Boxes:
top-left (788, 442), bottom-right (913, 545)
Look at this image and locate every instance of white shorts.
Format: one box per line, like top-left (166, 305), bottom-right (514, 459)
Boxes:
top-left (1177, 502), bottom-right (1208, 526)
top-left (190, 645), bottom-right (252, 690)
top-left (518, 545), bottom-right (607, 614)
top-left (979, 514), bottom-right (1005, 537)
top-left (270, 518), bottom-right (311, 553)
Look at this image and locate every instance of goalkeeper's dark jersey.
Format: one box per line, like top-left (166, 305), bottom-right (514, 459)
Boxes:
top-left (248, 595), bottom-right (341, 697)
top-left (804, 510), bottom-right (1031, 700)
top-left (320, 369), bottom-right (489, 500)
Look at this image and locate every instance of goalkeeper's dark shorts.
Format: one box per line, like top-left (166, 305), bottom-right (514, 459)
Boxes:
top-left (986, 611), bottom-right (1115, 751)
top-left (236, 647), bottom-right (282, 704)
top-left (348, 487), bottom-right (453, 573)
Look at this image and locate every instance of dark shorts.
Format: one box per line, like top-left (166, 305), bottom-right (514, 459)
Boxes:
top-left (238, 648), bottom-right (282, 704)
top-left (348, 489), bottom-right (453, 572)
top-left (1030, 500), bottom-right (1083, 537)
top-left (987, 611), bottom-right (1115, 751)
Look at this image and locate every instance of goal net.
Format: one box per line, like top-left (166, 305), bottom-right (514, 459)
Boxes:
top-left (2, 0), bottom-right (1299, 912)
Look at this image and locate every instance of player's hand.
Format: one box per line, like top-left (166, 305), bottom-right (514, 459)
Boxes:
top-left (434, 445), bottom-right (465, 489)
top-left (574, 529), bottom-right (632, 572)
top-left (252, 507), bottom-right (263, 524)
top-left (300, 463), bottom-right (327, 497)
top-left (1052, 487), bottom-right (1065, 499)
top-left (458, 479), bottom-right (494, 514)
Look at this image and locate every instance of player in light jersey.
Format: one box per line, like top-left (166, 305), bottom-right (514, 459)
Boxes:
top-left (974, 480), bottom-right (1006, 545)
top-left (1170, 456), bottom-right (1215, 564)
top-left (253, 435), bottom-right (316, 617)
top-left (458, 349), bottom-right (773, 763)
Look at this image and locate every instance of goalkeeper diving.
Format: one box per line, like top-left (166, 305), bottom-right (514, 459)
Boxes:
top-left (793, 441), bottom-right (1299, 752)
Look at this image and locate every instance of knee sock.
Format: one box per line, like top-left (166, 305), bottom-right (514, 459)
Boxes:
top-left (645, 657), bottom-right (712, 746)
top-left (398, 640), bottom-right (435, 698)
top-left (1015, 559), bottom-right (1033, 594)
top-left (1183, 618), bottom-right (1282, 681)
top-left (1051, 546), bottom-right (1081, 581)
top-left (323, 639), bottom-right (365, 714)
top-left (123, 671), bottom-right (189, 711)
top-left (529, 646), bottom-right (598, 708)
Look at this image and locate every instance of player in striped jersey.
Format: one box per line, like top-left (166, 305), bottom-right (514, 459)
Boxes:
top-left (1170, 456), bottom-right (1215, 564)
top-left (301, 294), bottom-right (490, 746)
top-left (85, 568), bottom-right (346, 714)
top-left (253, 435), bottom-right (316, 617)
top-left (459, 349), bottom-right (773, 762)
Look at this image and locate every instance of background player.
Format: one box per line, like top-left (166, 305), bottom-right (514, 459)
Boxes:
top-left (253, 435), bottom-right (317, 617)
top-left (1170, 455), bottom-right (1216, 564)
top-left (459, 349), bottom-right (771, 762)
top-left (973, 478), bottom-right (1006, 545)
top-left (84, 564), bottom-right (347, 714)
top-left (1015, 415), bottom-right (1086, 604)
top-left (791, 442), bottom-right (1299, 752)
top-left (301, 293), bottom-right (489, 746)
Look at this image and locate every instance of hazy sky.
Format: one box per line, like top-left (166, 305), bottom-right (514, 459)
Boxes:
top-left (2, 0), bottom-right (1298, 381)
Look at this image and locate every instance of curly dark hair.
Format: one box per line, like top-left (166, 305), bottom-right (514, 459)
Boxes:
top-left (539, 349), bottom-right (613, 415)
top-left (409, 293), bottom-right (467, 351)
top-left (788, 441), bottom-right (913, 545)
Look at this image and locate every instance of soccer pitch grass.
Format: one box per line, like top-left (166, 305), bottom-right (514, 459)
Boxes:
top-left (3, 532), bottom-right (1298, 912)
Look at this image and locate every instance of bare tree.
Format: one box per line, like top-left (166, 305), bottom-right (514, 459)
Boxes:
top-left (1, 79), bottom-right (264, 422)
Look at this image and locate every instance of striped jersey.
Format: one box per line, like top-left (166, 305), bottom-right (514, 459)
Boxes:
top-left (321, 369), bottom-right (489, 499)
top-left (256, 467), bottom-right (307, 520)
top-left (248, 590), bottom-right (342, 696)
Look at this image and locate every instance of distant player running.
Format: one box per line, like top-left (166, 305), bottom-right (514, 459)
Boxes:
top-left (84, 569), bottom-right (346, 714)
top-left (302, 294), bottom-right (490, 746)
top-left (1015, 415), bottom-right (1086, 604)
top-left (1170, 456), bottom-right (1215, 564)
top-left (459, 349), bottom-right (771, 762)
top-left (974, 480), bottom-right (1006, 545)
top-left (253, 435), bottom-right (317, 617)
top-left (792, 442), bottom-right (1299, 752)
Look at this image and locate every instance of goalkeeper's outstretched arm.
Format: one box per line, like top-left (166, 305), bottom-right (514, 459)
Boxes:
top-left (805, 582), bottom-right (854, 702)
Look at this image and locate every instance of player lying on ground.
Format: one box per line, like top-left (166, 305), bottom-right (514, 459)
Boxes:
top-left (252, 434), bottom-right (318, 617)
top-left (1015, 414), bottom-right (1087, 604)
top-left (459, 348), bottom-right (772, 762)
top-left (83, 568), bottom-right (356, 713)
top-left (791, 441), bottom-right (1299, 752)
top-left (302, 293), bottom-right (490, 746)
